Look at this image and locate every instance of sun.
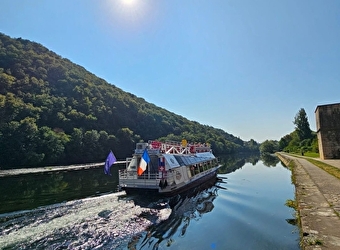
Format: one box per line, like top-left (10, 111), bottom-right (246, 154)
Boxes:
top-left (116, 0), bottom-right (145, 23)
top-left (99, 0), bottom-right (159, 33)
top-left (121, 0), bottom-right (137, 6)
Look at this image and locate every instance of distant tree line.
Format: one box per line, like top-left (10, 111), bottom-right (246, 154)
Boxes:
top-left (260, 108), bottom-right (318, 155)
top-left (0, 33), bottom-right (259, 169)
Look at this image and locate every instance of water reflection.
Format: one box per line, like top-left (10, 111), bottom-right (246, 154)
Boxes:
top-left (127, 179), bottom-right (220, 249)
top-left (218, 153), bottom-right (280, 174)
top-left (0, 168), bottom-right (120, 214)
top-left (218, 153), bottom-right (260, 174)
top-left (0, 154), bottom-right (255, 214)
top-left (261, 153), bottom-right (280, 167)
top-left (0, 155), bottom-right (299, 249)
top-left (0, 153), bottom-right (281, 215)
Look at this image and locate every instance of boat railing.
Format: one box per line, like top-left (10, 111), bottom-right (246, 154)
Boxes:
top-left (146, 140), bottom-right (212, 154)
top-left (164, 140), bottom-right (182, 146)
top-left (119, 169), bottom-right (137, 179)
top-left (119, 169), bottom-right (175, 181)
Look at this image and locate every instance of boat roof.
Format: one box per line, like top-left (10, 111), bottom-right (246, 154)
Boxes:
top-left (163, 152), bottom-right (216, 170)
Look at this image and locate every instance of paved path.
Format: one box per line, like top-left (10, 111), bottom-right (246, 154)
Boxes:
top-left (278, 153), bottom-right (340, 250)
top-left (315, 158), bottom-right (340, 170)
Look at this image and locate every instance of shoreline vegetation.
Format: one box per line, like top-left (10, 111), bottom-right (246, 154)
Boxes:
top-left (0, 33), bottom-right (259, 170)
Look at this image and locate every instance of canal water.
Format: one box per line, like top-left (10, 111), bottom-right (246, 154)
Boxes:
top-left (0, 155), bottom-right (300, 249)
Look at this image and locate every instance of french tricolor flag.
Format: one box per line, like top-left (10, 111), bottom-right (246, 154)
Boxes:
top-left (158, 157), bottom-right (165, 167)
top-left (158, 157), bottom-right (165, 172)
top-left (138, 148), bottom-right (150, 176)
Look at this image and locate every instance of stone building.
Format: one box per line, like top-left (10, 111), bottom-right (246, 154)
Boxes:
top-left (315, 103), bottom-right (340, 159)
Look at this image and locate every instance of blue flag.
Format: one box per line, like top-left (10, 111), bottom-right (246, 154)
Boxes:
top-left (104, 151), bottom-right (116, 175)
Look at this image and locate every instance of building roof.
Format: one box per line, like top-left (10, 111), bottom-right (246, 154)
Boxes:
top-left (315, 102), bottom-right (340, 113)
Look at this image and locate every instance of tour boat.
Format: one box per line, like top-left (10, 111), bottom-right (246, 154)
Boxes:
top-left (118, 140), bottom-right (221, 196)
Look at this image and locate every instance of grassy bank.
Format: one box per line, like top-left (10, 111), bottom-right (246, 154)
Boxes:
top-left (305, 159), bottom-right (340, 180)
top-left (285, 152), bottom-right (340, 180)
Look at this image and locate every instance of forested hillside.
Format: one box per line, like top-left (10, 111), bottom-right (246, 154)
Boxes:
top-left (0, 33), bottom-right (259, 169)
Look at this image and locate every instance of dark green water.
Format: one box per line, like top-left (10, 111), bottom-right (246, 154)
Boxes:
top-left (0, 155), bottom-right (300, 249)
top-left (0, 168), bottom-right (120, 214)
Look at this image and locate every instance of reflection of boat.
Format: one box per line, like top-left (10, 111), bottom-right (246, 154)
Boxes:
top-left (119, 140), bottom-right (221, 196)
top-left (128, 180), bottom-right (220, 249)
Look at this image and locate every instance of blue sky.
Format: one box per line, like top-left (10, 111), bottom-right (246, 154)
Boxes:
top-left (1, 0), bottom-right (340, 142)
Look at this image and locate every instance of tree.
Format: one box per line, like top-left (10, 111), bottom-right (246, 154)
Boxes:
top-left (37, 126), bottom-right (69, 165)
top-left (259, 140), bottom-right (279, 154)
top-left (278, 134), bottom-right (292, 151)
top-left (0, 118), bottom-right (44, 168)
top-left (293, 108), bottom-right (312, 140)
top-left (65, 128), bottom-right (84, 164)
top-left (260, 140), bottom-right (278, 154)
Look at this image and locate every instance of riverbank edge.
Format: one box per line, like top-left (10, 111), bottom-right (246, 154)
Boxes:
top-left (0, 161), bottom-right (128, 177)
top-left (276, 152), bottom-right (340, 250)
top-left (0, 162), bottom-right (104, 177)
top-left (276, 153), bottom-right (305, 248)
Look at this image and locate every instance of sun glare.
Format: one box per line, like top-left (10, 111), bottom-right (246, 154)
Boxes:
top-left (121, 0), bottom-right (136, 6)
top-left (100, 0), bottom-right (160, 34)
top-left (104, 0), bottom-right (145, 24)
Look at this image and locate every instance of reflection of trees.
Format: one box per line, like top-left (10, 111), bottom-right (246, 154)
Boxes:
top-left (217, 153), bottom-right (279, 171)
top-left (128, 182), bottom-right (219, 249)
top-left (260, 154), bottom-right (280, 167)
top-left (218, 153), bottom-right (260, 174)
top-left (0, 168), bottom-right (119, 213)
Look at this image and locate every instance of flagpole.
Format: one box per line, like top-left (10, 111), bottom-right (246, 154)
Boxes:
top-left (148, 152), bottom-right (150, 179)
top-left (147, 150), bottom-right (155, 179)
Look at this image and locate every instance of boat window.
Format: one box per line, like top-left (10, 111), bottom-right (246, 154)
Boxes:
top-left (149, 155), bottom-right (159, 173)
top-left (174, 155), bottom-right (185, 165)
top-left (195, 164), bottom-right (200, 174)
top-left (187, 166), bottom-right (193, 178)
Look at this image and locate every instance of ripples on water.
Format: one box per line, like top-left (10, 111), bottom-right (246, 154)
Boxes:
top-left (0, 192), bottom-right (163, 249)
top-left (0, 161), bottom-right (299, 249)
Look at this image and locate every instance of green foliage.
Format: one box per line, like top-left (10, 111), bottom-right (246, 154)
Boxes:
top-left (0, 33), bottom-right (259, 169)
top-left (279, 108), bottom-right (318, 155)
top-left (259, 140), bottom-right (279, 154)
top-left (293, 108), bottom-right (312, 140)
top-left (285, 199), bottom-right (297, 209)
top-left (307, 158), bottom-right (340, 180)
top-left (37, 126), bottom-right (69, 165)
top-left (303, 152), bottom-right (319, 158)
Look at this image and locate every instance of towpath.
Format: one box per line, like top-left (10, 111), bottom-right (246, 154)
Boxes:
top-left (277, 153), bottom-right (340, 250)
